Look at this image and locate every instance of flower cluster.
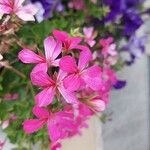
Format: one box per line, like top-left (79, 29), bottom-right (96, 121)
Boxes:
top-left (0, 0), bottom-right (149, 149)
top-left (0, 0), bottom-right (38, 21)
top-left (102, 0), bottom-right (149, 65)
top-left (18, 30), bottom-right (118, 149)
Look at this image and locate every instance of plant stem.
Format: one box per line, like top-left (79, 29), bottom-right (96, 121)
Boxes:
top-left (28, 81), bottom-right (35, 98)
top-left (8, 66), bottom-right (26, 78)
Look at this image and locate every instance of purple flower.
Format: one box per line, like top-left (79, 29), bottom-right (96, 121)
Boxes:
top-left (31, 0), bottom-right (64, 19)
top-left (103, 0), bottom-right (145, 35)
top-left (104, 0), bottom-right (126, 21)
top-left (122, 9), bottom-right (143, 36)
top-left (113, 80), bottom-right (126, 89)
top-left (123, 34), bottom-right (147, 65)
top-left (125, 0), bottom-right (145, 8)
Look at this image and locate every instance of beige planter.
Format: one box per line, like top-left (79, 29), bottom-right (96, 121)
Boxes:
top-left (0, 116), bottom-right (103, 150)
top-left (62, 116), bottom-right (103, 150)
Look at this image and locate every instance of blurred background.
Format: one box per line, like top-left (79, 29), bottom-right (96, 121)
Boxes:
top-left (102, 3), bottom-right (150, 148)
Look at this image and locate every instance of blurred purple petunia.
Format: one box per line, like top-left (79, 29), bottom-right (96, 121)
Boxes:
top-left (103, 0), bottom-right (145, 36)
top-left (31, 0), bottom-right (64, 19)
top-left (123, 34), bottom-right (147, 65)
top-left (113, 80), bottom-right (126, 89)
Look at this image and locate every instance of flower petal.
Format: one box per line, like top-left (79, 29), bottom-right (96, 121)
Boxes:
top-left (91, 98), bottom-right (106, 112)
top-left (77, 46), bottom-right (92, 70)
top-left (83, 76), bottom-right (102, 91)
top-left (32, 106), bottom-right (49, 119)
top-left (0, 0), bottom-right (13, 14)
top-left (31, 63), bottom-right (48, 73)
top-left (84, 65), bottom-right (102, 78)
top-left (51, 142), bottom-right (62, 150)
top-left (87, 40), bottom-right (96, 47)
top-left (63, 74), bottom-right (82, 91)
top-left (23, 119), bottom-right (46, 134)
top-left (35, 87), bottom-right (55, 107)
top-left (83, 27), bottom-right (93, 38)
top-left (113, 80), bottom-right (126, 89)
top-left (14, 0), bottom-right (25, 7)
top-left (52, 41), bottom-right (62, 59)
top-left (16, 4), bottom-right (38, 21)
top-left (31, 71), bottom-right (54, 87)
top-left (48, 120), bottom-right (61, 142)
top-left (53, 30), bottom-right (69, 41)
top-left (59, 56), bottom-right (77, 73)
top-left (58, 86), bottom-right (78, 104)
top-left (44, 36), bottom-right (56, 60)
top-left (51, 58), bottom-right (60, 67)
top-left (70, 37), bottom-right (82, 49)
top-left (18, 49), bottom-right (44, 64)
top-left (83, 66), bottom-right (102, 91)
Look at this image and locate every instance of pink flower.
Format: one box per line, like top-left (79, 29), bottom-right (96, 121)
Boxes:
top-left (53, 30), bottom-right (82, 52)
top-left (30, 70), bottom-right (78, 107)
top-left (1, 113), bottom-right (17, 129)
top-left (100, 68), bottom-right (117, 93)
top-left (1, 120), bottom-right (9, 129)
top-left (0, 140), bottom-right (5, 150)
top-left (51, 142), bottom-right (62, 150)
top-left (78, 88), bottom-right (106, 112)
top-left (68, 0), bottom-right (85, 10)
top-left (99, 37), bottom-right (117, 58)
top-left (9, 113), bottom-right (17, 120)
top-left (18, 36), bottom-right (62, 72)
top-left (0, 0), bottom-right (38, 21)
top-left (3, 93), bottom-right (19, 100)
top-left (87, 97), bottom-right (106, 112)
top-left (64, 104), bottom-right (91, 136)
top-left (60, 49), bottom-right (102, 91)
top-left (23, 106), bottom-right (76, 142)
top-left (83, 27), bottom-right (97, 47)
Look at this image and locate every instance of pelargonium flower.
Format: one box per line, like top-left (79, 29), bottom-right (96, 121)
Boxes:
top-left (79, 89), bottom-right (106, 112)
top-left (24, 105), bottom-right (92, 148)
top-left (23, 106), bottom-right (76, 143)
top-left (100, 37), bottom-right (117, 58)
top-left (83, 27), bottom-right (97, 47)
top-left (94, 37), bottom-right (118, 66)
top-left (0, 0), bottom-right (38, 21)
top-left (86, 97), bottom-right (106, 112)
top-left (19, 30), bottom-right (120, 149)
top-left (60, 49), bottom-right (102, 92)
top-left (0, 140), bottom-right (5, 150)
top-left (18, 36), bottom-right (62, 72)
top-left (53, 30), bottom-right (82, 53)
top-left (62, 104), bottom-right (92, 137)
top-left (30, 70), bottom-right (78, 107)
